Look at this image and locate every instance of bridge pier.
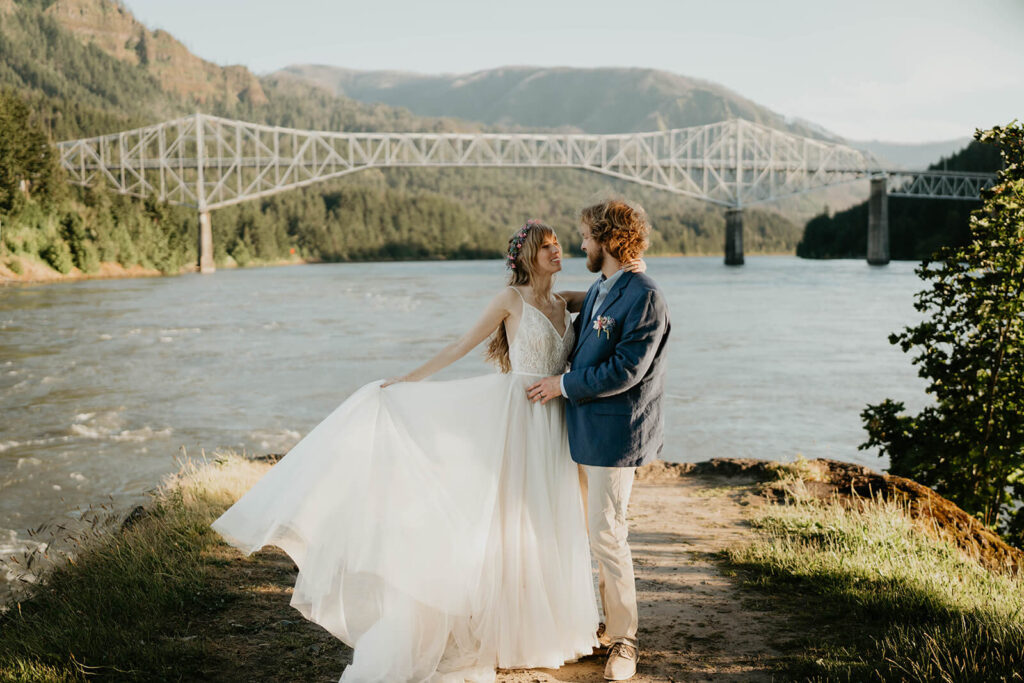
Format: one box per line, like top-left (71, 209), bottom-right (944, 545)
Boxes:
top-left (867, 175), bottom-right (890, 266)
top-left (724, 208), bottom-right (744, 266)
top-left (198, 210), bottom-right (215, 274)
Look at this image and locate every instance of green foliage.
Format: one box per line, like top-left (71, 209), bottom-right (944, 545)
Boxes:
top-left (59, 212), bottom-right (99, 273)
top-left (727, 497), bottom-right (1024, 681)
top-left (861, 122), bottom-right (1024, 544)
top-left (0, 183), bottom-right (195, 276)
top-left (798, 140), bottom-right (1002, 259)
top-left (40, 238), bottom-right (73, 273)
top-left (0, 89), bottom-right (62, 213)
top-left (0, 6), bottom-right (162, 138)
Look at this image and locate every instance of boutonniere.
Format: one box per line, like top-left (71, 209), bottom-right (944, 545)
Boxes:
top-left (592, 315), bottom-right (616, 338)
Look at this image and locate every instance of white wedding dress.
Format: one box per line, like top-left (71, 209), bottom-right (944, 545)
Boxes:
top-left (212, 293), bottom-right (600, 682)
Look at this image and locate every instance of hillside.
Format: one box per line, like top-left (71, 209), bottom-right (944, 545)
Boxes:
top-left (46, 0), bottom-right (267, 106)
top-left (0, 0), bottom-right (471, 138)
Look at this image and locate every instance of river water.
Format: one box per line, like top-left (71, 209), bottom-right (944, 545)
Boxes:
top-left (0, 256), bottom-right (928, 571)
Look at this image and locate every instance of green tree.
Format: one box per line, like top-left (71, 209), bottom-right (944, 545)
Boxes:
top-left (0, 90), bottom-right (62, 213)
top-left (861, 122), bottom-right (1024, 545)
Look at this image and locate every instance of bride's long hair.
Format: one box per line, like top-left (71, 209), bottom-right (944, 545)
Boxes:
top-left (485, 222), bottom-right (556, 373)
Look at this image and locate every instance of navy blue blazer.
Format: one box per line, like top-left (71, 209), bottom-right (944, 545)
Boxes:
top-left (562, 271), bottom-right (671, 468)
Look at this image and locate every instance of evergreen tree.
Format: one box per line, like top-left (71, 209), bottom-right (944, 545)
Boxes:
top-left (0, 90), bottom-right (62, 213)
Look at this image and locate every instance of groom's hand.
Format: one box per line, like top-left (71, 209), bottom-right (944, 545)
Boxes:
top-left (526, 375), bottom-right (562, 404)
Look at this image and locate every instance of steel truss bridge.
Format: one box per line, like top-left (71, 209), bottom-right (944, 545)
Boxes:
top-left (57, 113), bottom-right (996, 272)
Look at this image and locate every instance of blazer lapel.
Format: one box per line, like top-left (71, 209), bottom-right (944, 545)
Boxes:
top-left (576, 272), bottom-right (632, 354)
top-left (573, 281), bottom-right (601, 354)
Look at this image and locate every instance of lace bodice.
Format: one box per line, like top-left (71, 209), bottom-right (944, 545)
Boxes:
top-left (508, 289), bottom-right (575, 376)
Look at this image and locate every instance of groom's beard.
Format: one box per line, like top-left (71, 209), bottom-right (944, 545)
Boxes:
top-left (586, 247), bottom-right (604, 273)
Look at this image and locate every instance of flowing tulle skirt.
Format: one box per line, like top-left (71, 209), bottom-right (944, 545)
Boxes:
top-left (212, 373), bottom-right (599, 682)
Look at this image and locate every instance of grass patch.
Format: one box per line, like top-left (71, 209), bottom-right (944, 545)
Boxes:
top-left (0, 454), bottom-right (269, 681)
top-left (726, 495), bottom-right (1024, 681)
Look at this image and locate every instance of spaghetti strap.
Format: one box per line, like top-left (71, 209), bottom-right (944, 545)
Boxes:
top-left (508, 286), bottom-right (527, 302)
top-left (553, 293), bottom-right (567, 305)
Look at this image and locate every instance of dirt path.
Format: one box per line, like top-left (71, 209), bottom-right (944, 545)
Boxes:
top-left (196, 473), bottom-right (789, 682)
top-left (500, 474), bottom-right (784, 683)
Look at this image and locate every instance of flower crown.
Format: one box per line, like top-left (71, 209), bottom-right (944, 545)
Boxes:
top-left (506, 219), bottom-right (541, 270)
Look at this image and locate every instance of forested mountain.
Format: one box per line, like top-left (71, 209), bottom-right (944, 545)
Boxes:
top-left (796, 141), bottom-right (1002, 260)
top-left (0, 0), bottom-right (472, 139)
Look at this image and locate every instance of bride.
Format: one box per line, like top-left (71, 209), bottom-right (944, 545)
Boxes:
top-left (212, 220), bottom-right (641, 682)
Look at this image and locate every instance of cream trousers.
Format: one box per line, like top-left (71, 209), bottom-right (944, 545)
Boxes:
top-left (578, 464), bottom-right (638, 647)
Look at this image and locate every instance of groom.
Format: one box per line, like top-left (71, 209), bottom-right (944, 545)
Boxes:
top-left (528, 199), bottom-right (670, 681)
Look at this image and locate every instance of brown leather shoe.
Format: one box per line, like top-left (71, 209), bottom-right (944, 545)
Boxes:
top-left (604, 642), bottom-right (638, 680)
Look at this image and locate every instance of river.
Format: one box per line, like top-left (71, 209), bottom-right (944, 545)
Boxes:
top-left (0, 256), bottom-right (928, 578)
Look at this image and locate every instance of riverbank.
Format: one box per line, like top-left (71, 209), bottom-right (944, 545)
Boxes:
top-left (0, 253), bottom-right (311, 285)
top-left (0, 251), bottom-right (804, 286)
top-left (0, 255), bottom-right (163, 284)
top-left (2, 454), bottom-right (1020, 682)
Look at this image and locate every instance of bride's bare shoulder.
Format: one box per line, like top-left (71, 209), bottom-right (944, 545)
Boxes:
top-left (493, 285), bottom-right (525, 311)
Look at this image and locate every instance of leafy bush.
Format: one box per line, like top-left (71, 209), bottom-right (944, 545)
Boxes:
top-left (861, 122), bottom-right (1024, 544)
top-left (40, 239), bottom-right (73, 273)
top-left (60, 212), bottom-right (99, 273)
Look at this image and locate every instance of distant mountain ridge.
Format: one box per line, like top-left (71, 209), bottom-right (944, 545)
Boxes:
top-left (847, 137), bottom-right (974, 170)
top-left (279, 64), bottom-right (971, 168)
top-left (278, 64), bottom-right (839, 139)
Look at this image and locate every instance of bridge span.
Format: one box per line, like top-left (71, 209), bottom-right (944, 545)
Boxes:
top-left (57, 114), bottom-right (995, 272)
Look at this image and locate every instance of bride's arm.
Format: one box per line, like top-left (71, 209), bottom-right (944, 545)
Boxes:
top-left (556, 290), bottom-right (586, 313)
top-left (556, 258), bottom-right (647, 313)
top-left (382, 288), bottom-right (517, 387)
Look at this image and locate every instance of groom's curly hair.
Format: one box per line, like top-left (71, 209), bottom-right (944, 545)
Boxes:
top-left (580, 199), bottom-right (651, 263)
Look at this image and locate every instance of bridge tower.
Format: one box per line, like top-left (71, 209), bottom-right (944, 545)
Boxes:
top-left (195, 114), bottom-right (215, 273)
top-left (867, 175), bottom-right (890, 266)
top-left (724, 209), bottom-right (744, 266)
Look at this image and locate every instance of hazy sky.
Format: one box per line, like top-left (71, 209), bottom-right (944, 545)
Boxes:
top-left (122, 0), bottom-right (1023, 143)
